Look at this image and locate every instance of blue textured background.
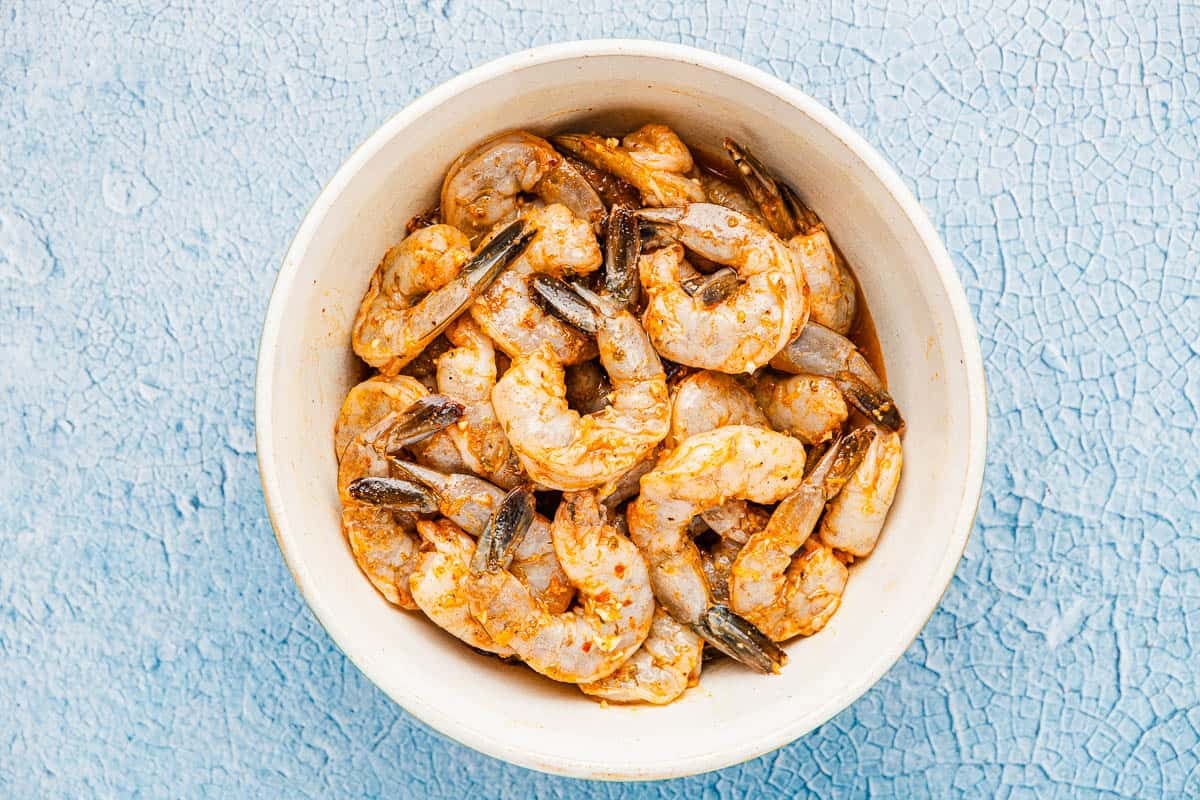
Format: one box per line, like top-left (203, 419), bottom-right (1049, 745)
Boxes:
top-left (3, 1), bottom-right (1198, 796)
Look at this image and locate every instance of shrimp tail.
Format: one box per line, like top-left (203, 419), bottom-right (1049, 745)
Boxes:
top-left (681, 267), bottom-right (740, 308)
top-left (382, 394), bottom-right (465, 452)
top-left (694, 605), bottom-right (787, 674)
top-left (603, 206), bottom-right (641, 308)
top-left (834, 372), bottom-right (905, 433)
top-left (722, 138), bottom-right (797, 240)
top-left (471, 485), bottom-right (537, 574)
top-left (346, 476), bottom-right (440, 514)
top-left (531, 275), bottom-right (602, 334)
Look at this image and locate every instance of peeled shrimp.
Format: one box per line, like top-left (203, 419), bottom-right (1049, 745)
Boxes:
top-left (441, 130), bottom-right (604, 243)
top-left (637, 204), bottom-right (807, 373)
top-left (430, 316), bottom-right (523, 488)
top-left (579, 608), bottom-right (703, 704)
top-left (770, 322), bottom-right (903, 431)
top-left (818, 425), bottom-right (903, 557)
top-left (389, 460), bottom-right (574, 613)
top-left (469, 489), bottom-right (655, 683)
top-left (697, 171), bottom-right (764, 222)
top-left (470, 204), bottom-right (603, 365)
top-left (729, 429), bottom-right (873, 640)
top-left (724, 138), bottom-right (857, 334)
top-left (409, 518), bottom-right (515, 656)
top-left (353, 220), bottom-right (535, 374)
top-left (621, 124), bottom-right (695, 174)
top-left (754, 372), bottom-right (848, 444)
top-left (334, 375), bottom-right (429, 462)
top-left (492, 283), bottom-right (669, 492)
top-left (667, 370), bottom-right (768, 449)
top-left (552, 129), bottom-right (706, 207)
top-left (627, 425), bottom-right (804, 671)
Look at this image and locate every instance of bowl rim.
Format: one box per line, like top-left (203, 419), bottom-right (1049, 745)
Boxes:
top-left (255, 38), bottom-right (988, 780)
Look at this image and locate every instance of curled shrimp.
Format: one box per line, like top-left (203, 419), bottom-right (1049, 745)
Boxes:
top-left (409, 518), bottom-right (515, 656)
top-left (440, 130), bottom-right (604, 243)
top-left (431, 316), bottom-right (523, 488)
top-left (470, 204), bottom-right (603, 366)
top-left (754, 371), bottom-right (848, 444)
top-left (667, 370), bottom-right (768, 449)
top-left (334, 375), bottom-right (430, 462)
top-left (578, 608), bottom-right (703, 705)
top-left (636, 203), bottom-right (807, 373)
top-left (770, 322), bottom-right (903, 431)
top-left (818, 425), bottom-right (903, 557)
top-left (492, 281), bottom-right (669, 492)
top-left (388, 460), bottom-right (574, 613)
top-left (353, 220), bottom-right (535, 374)
top-left (697, 171), bottom-right (764, 222)
top-left (337, 391), bottom-right (462, 609)
top-left (725, 138), bottom-right (857, 334)
top-left (729, 429), bottom-right (873, 640)
top-left (621, 124), bottom-right (695, 173)
top-left (628, 425), bottom-right (804, 672)
top-left (552, 128), bottom-right (706, 207)
top-left (468, 489), bottom-right (655, 683)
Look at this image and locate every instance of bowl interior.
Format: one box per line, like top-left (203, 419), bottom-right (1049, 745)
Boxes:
top-left (259, 46), bottom-right (981, 779)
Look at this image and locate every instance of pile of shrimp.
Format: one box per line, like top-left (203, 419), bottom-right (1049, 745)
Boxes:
top-left (334, 124), bottom-right (904, 705)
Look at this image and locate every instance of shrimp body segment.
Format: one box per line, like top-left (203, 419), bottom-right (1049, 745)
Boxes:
top-left (637, 204), bottom-right (807, 373)
top-left (409, 518), bottom-right (515, 656)
top-left (818, 425), bottom-right (903, 557)
top-left (551, 129), bottom-right (706, 207)
top-left (441, 130), bottom-right (604, 243)
top-left (579, 608), bottom-right (703, 705)
top-left (491, 288), bottom-right (670, 492)
top-left (468, 490), bottom-right (655, 683)
top-left (668, 370), bottom-right (768, 449)
top-left (754, 372), bottom-right (848, 445)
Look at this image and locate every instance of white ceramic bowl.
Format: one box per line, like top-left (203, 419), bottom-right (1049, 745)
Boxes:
top-left (256, 40), bottom-right (987, 780)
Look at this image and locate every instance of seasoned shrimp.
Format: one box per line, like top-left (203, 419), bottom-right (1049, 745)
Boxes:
top-left (471, 204), bottom-right (603, 366)
top-left (552, 131), bottom-right (706, 207)
top-left (409, 518), bottom-right (515, 656)
top-left (621, 124), bottom-right (695, 174)
top-left (557, 152), bottom-right (642, 211)
top-left (334, 375), bottom-right (429, 462)
top-left (337, 395), bottom-right (462, 609)
top-left (818, 425), bottom-right (903, 557)
top-left (431, 316), bottom-right (523, 488)
top-left (724, 138), bottom-right (857, 334)
top-left (440, 130), bottom-right (604, 243)
top-left (579, 608), bottom-right (703, 704)
top-left (628, 425), bottom-right (803, 672)
top-left (729, 429), bottom-right (873, 640)
top-left (353, 220), bottom-right (535, 374)
top-left (636, 204), bottom-right (807, 373)
top-left (754, 371), bottom-right (848, 444)
top-left (697, 171), bottom-right (764, 222)
top-left (770, 322), bottom-right (903, 431)
top-left (667, 370), bottom-right (768, 449)
top-left (468, 489), bottom-right (655, 683)
top-left (493, 281), bottom-right (669, 492)
top-left (387, 460), bottom-right (574, 613)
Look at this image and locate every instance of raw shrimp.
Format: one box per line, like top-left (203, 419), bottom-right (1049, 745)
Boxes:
top-left (769, 322), bottom-right (903, 432)
top-left (636, 203), bottom-right (807, 373)
top-left (387, 460), bottom-right (575, 613)
top-left (552, 130), bottom-right (706, 207)
top-left (492, 281), bottom-right (669, 492)
top-left (627, 425), bottom-right (804, 672)
top-left (337, 395), bottom-right (463, 609)
top-left (409, 518), bottom-right (515, 656)
top-left (818, 425), bottom-right (903, 557)
top-left (754, 372), bottom-right (848, 444)
top-left (440, 130), bottom-right (604, 243)
top-left (621, 123), bottom-right (695, 174)
top-left (471, 204), bottom-right (603, 366)
top-left (729, 429), bottom-right (874, 640)
top-left (468, 489), bottom-right (655, 683)
top-left (556, 152), bottom-right (642, 211)
top-left (697, 171), bottom-right (764, 222)
top-left (667, 370), bottom-right (768, 449)
top-left (579, 608), bottom-right (703, 704)
top-left (724, 138), bottom-right (857, 334)
top-left (353, 220), bottom-right (535, 374)
top-left (432, 316), bottom-right (523, 488)
top-left (334, 375), bottom-right (429, 462)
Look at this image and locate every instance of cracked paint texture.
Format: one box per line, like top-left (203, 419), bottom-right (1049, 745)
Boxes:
top-left (2, 1), bottom-right (1198, 797)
